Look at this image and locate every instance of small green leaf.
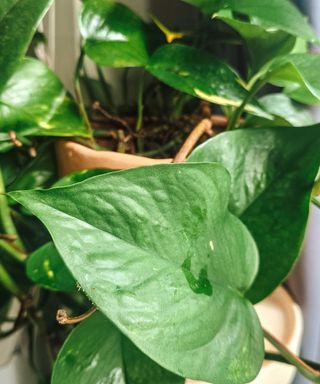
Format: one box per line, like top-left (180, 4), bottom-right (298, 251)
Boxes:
top-left (182, 0), bottom-right (317, 41)
top-left (188, 126), bottom-right (320, 303)
top-left (255, 94), bottom-right (314, 127)
top-left (80, 0), bottom-right (149, 67)
top-left (52, 311), bottom-right (184, 384)
top-left (0, 0), bottom-right (53, 92)
top-left (217, 15), bottom-right (296, 73)
top-left (147, 44), bottom-right (269, 118)
top-left (10, 163), bottom-right (263, 384)
top-left (27, 242), bottom-right (76, 292)
top-left (53, 169), bottom-right (112, 188)
top-left (7, 143), bottom-right (57, 191)
top-left (0, 58), bottom-right (90, 141)
top-left (267, 54), bottom-right (320, 105)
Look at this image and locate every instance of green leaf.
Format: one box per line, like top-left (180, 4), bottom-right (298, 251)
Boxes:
top-left (147, 44), bottom-right (270, 118)
top-left (182, 0), bottom-right (316, 41)
top-left (52, 311), bottom-right (184, 384)
top-left (10, 163), bottom-right (263, 384)
top-left (0, 58), bottom-right (90, 142)
top-left (188, 126), bottom-right (320, 303)
top-left (27, 242), bottom-right (76, 292)
top-left (53, 169), bottom-right (112, 188)
top-left (255, 94), bottom-right (314, 127)
top-left (217, 15), bottom-right (296, 73)
top-left (7, 143), bottom-right (57, 191)
top-left (80, 0), bottom-right (149, 67)
top-left (267, 54), bottom-right (320, 105)
top-left (0, 0), bottom-right (53, 92)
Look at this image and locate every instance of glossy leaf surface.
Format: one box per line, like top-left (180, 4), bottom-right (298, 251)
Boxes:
top-left (53, 169), bottom-right (112, 188)
top-left (11, 163), bottom-right (263, 384)
top-left (80, 0), bottom-right (149, 67)
top-left (0, 0), bottom-right (53, 92)
top-left (27, 242), bottom-right (76, 292)
top-left (7, 144), bottom-right (57, 191)
top-left (148, 44), bottom-right (269, 117)
top-left (256, 94), bottom-right (314, 127)
top-left (0, 59), bottom-right (90, 142)
top-left (52, 311), bottom-right (184, 384)
top-left (267, 54), bottom-right (320, 105)
top-left (182, 0), bottom-right (316, 41)
top-left (218, 15), bottom-right (296, 73)
top-left (189, 126), bottom-right (320, 302)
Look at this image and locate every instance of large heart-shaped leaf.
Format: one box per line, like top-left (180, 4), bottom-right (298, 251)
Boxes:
top-left (147, 44), bottom-right (269, 118)
top-left (182, 0), bottom-right (316, 41)
top-left (80, 0), bottom-right (149, 67)
top-left (188, 126), bottom-right (320, 303)
top-left (0, 58), bottom-right (90, 151)
top-left (0, 0), bottom-right (53, 92)
top-left (52, 311), bottom-right (184, 384)
top-left (27, 242), bottom-right (76, 292)
top-left (217, 15), bottom-right (296, 73)
top-left (10, 163), bottom-right (264, 384)
top-left (266, 54), bottom-right (320, 105)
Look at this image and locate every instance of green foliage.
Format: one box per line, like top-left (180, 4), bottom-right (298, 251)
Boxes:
top-left (182, 0), bottom-right (317, 41)
top-left (80, 0), bottom-right (149, 67)
top-left (27, 242), bottom-right (76, 292)
top-left (1, 0), bottom-right (320, 383)
top-left (255, 94), bottom-right (314, 127)
top-left (0, 59), bottom-right (90, 152)
top-left (147, 44), bottom-right (269, 117)
top-left (217, 14), bottom-right (296, 73)
top-left (52, 311), bottom-right (184, 384)
top-left (0, 0), bottom-right (53, 92)
top-left (267, 54), bottom-right (320, 105)
top-left (188, 126), bottom-right (320, 302)
top-left (10, 163), bottom-right (264, 384)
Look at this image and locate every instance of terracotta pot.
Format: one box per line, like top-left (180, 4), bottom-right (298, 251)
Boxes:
top-left (56, 142), bottom-right (303, 384)
top-left (55, 141), bottom-right (172, 177)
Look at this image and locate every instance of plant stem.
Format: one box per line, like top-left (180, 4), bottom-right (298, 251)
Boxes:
top-left (0, 165), bottom-right (25, 252)
top-left (75, 49), bottom-right (94, 144)
top-left (136, 72), bottom-right (145, 153)
top-left (312, 197), bottom-right (320, 209)
top-left (173, 118), bottom-right (214, 163)
top-left (264, 329), bottom-right (320, 383)
top-left (56, 306), bottom-right (97, 325)
top-left (0, 262), bottom-right (23, 298)
top-left (136, 72), bottom-right (145, 133)
top-left (265, 352), bottom-right (320, 371)
top-left (226, 80), bottom-right (265, 131)
top-left (0, 240), bottom-right (26, 263)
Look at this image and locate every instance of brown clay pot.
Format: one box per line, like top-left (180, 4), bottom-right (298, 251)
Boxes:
top-left (55, 140), bottom-right (172, 177)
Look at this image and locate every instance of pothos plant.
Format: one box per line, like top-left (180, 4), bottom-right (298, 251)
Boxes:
top-left (2, 0), bottom-right (320, 383)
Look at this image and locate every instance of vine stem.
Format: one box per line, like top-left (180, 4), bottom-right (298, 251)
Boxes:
top-left (265, 352), bottom-right (320, 372)
top-left (0, 165), bottom-right (25, 254)
top-left (135, 71), bottom-right (145, 153)
top-left (75, 49), bottom-right (94, 145)
top-left (0, 240), bottom-right (27, 263)
top-left (173, 118), bottom-right (214, 163)
top-left (0, 263), bottom-right (24, 299)
top-left (56, 306), bottom-right (97, 325)
top-left (264, 329), bottom-right (320, 383)
top-left (226, 79), bottom-right (265, 131)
